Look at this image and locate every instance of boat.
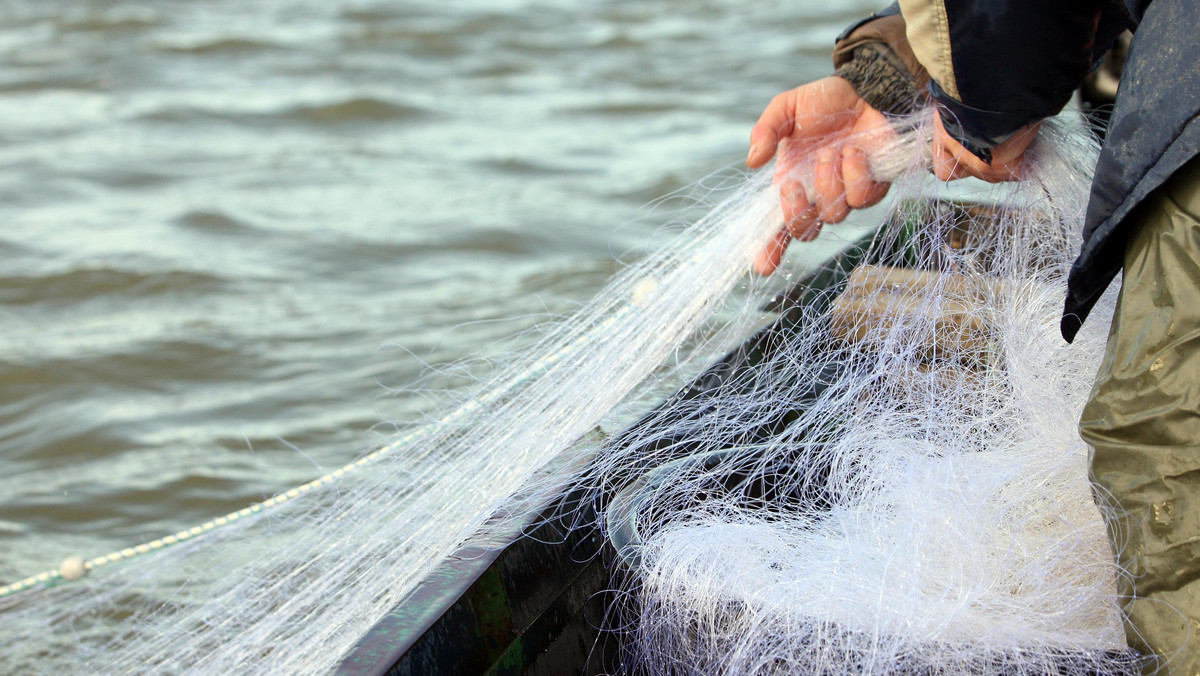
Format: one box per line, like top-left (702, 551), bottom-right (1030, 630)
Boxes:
top-left (335, 200), bottom-right (1140, 675)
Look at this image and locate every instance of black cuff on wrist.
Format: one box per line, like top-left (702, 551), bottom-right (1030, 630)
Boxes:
top-left (929, 80), bottom-right (1055, 164)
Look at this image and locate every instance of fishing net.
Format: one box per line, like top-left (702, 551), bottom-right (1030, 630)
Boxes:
top-left (0, 110), bottom-right (1132, 675)
top-left (590, 114), bottom-right (1133, 674)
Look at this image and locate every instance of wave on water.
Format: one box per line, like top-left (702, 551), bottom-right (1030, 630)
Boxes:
top-left (135, 96), bottom-right (430, 128)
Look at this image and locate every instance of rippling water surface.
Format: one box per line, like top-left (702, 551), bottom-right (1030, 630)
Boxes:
top-left (0, 0), bottom-right (872, 607)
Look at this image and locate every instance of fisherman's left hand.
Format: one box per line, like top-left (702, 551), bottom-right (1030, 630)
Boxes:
top-left (747, 76), bottom-right (895, 275)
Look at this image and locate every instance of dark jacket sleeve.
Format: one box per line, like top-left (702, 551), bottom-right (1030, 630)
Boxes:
top-left (896, 0), bottom-right (1130, 161)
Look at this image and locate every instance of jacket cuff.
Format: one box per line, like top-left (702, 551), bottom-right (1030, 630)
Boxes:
top-left (832, 9), bottom-right (930, 118)
top-left (835, 43), bottom-right (925, 116)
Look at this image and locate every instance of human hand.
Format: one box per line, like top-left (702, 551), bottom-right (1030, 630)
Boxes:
top-left (747, 76), bottom-right (895, 275)
top-left (931, 113), bottom-right (1040, 182)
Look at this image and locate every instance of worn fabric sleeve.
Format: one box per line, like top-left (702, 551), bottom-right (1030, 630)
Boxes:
top-left (832, 4), bottom-right (930, 117)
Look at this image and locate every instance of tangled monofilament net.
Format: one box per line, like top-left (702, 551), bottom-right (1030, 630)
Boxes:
top-left (0, 110), bottom-right (1129, 675)
top-left (587, 113), bottom-right (1132, 674)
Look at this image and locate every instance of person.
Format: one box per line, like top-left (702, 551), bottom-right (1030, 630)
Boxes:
top-left (746, 1), bottom-right (1200, 671)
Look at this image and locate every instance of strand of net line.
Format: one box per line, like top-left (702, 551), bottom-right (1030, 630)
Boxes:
top-left (0, 295), bottom-right (651, 600)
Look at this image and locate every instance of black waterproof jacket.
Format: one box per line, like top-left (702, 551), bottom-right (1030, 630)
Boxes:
top-left (1064, 0), bottom-right (1200, 341)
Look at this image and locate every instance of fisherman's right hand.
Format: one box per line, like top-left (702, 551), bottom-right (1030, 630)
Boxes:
top-left (931, 113), bottom-right (1040, 183)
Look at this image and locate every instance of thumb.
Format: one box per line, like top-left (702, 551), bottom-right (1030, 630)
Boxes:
top-left (747, 89), bottom-right (799, 168)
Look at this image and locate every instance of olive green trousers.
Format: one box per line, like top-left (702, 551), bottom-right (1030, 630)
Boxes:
top-left (1082, 155), bottom-right (1200, 675)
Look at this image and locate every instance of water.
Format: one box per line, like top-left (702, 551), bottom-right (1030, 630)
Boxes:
top-left (0, 0), bottom-right (874, 618)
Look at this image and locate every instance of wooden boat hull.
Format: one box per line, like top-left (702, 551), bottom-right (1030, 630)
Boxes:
top-left (336, 202), bottom-right (1141, 674)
